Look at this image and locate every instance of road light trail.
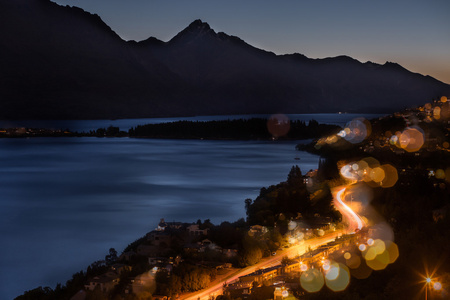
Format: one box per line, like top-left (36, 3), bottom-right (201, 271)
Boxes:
top-left (333, 186), bottom-right (364, 233)
top-left (182, 187), bottom-right (363, 300)
top-left (180, 232), bottom-right (341, 300)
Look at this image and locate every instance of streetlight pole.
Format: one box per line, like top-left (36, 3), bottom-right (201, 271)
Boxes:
top-left (425, 277), bottom-right (431, 300)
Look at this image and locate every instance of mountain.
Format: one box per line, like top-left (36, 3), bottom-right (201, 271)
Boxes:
top-left (0, 0), bottom-right (449, 119)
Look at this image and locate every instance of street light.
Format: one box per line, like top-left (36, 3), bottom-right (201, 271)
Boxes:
top-left (424, 277), bottom-right (442, 300)
top-left (425, 277), bottom-right (431, 300)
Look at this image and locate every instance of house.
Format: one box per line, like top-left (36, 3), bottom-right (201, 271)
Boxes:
top-left (155, 218), bottom-right (184, 231)
top-left (222, 248), bottom-right (238, 258)
top-left (227, 285), bottom-right (252, 300)
top-left (283, 261), bottom-right (300, 274)
top-left (186, 224), bottom-right (209, 236)
top-left (84, 272), bottom-right (119, 292)
top-left (274, 287), bottom-right (289, 300)
top-left (201, 239), bottom-right (222, 251)
top-left (156, 218), bottom-right (168, 231)
top-left (249, 225), bottom-right (268, 235)
top-left (239, 266), bottom-right (282, 284)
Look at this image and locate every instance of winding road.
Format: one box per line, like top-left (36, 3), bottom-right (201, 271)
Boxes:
top-left (333, 186), bottom-right (364, 233)
top-left (181, 184), bottom-right (362, 300)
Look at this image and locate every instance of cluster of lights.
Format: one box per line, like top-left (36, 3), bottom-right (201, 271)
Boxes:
top-left (423, 275), bottom-right (444, 300)
top-left (314, 117), bottom-right (372, 149)
top-left (299, 259), bottom-right (351, 293)
top-left (357, 238), bottom-right (399, 271)
top-left (339, 157), bottom-right (398, 188)
top-left (337, 118), bottom-right (372, 144)
top-left (422, 96), bottom-right (449, 121)
top-left (428, 168), bottom-right (450, 181)
top-left (388, 126), bottom-right (425, 152)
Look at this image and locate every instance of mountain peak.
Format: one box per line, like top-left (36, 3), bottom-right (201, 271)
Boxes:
top-left (187, 19), bottom-right (211, 31)
top-left (169, 19), bottom-right (216, 44)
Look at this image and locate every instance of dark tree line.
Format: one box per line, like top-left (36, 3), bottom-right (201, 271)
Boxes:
top-left (245, 165), bottom-right (341, 230)
top-left (128, 118), bottom-right (340, 140)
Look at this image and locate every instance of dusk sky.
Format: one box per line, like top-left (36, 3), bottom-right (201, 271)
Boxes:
top-left (52, 0), bottom-right (450, 84)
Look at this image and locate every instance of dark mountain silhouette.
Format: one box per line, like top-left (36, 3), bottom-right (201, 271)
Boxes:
top-left (1, 0), bottom-right (449, 119)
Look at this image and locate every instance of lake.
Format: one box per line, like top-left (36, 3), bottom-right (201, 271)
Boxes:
top-left (0, 114), bottom-right (383, 299)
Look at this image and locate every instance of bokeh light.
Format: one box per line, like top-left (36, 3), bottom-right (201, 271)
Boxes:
top-left (434, 107), bottom-right (441, 120)
top-left (300, 263), bottom-right (308, 272)
top-left (446, 167), bottom-right (450, 182)
top-left (360, 239), bottom-right (399, 271)
top-left (364, 246), bottom-right (378, 261)
top-left (288, 220), bottom-right (297, 231)
top-left (132, 271), bottom-right (156, 295)
top-left (267, 114), bottom-right (290, 137)
top-left (339, 118), bottom-right (372, 144)
top-left (379, 164), bottom-right (398, 188)
top-left (300, 268), bottom-right (324, 292)
top-left (346, 254), bottom-right (361, 269)
top-left (399, 126), bottom-right (424, 152)
top-left (434, 281), bottom-right (442, 291)
top-left (440, 102), bottom-right (450, 119)
top-left (324, 262), bottom-right (350, 292)
top-left (365, 249), bottom-right (390, 271)
top-left (370, 167), bottom-right (385, 183)
top-left (390, 134), bottom-right (399, 145)
top-left (385, 241), bottom-right (399, 264)
top-left (436, 169), bottom-right (446, 179)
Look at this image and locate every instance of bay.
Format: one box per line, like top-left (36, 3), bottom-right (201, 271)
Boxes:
top-left (0, 137), bottom-right (319, 300)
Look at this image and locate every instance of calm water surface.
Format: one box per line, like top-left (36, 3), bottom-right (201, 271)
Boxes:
top-left (0, 114), bottom-right (386, 299)
top-left (0, 137), bottom-right (319, 299)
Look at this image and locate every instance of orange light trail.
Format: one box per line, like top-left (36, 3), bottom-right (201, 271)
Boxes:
top-left (334, 186), bottom-right (364, 232)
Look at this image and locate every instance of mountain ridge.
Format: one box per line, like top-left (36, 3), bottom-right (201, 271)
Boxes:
top-left (0, 0), bottom-right (449, 119)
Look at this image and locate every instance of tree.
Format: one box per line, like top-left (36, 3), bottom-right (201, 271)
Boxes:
top-left (238, 236), bottom-right (263, 267)
top-left (281, 255), bottom-right (290, 265)
top-left (14, 286), bottom-right (53, 300)
top-left (245, 198), bottom-right (252, 216)
top-left (287, 165), bottom-right (303, 186)
top-left (105, 248), bottom-right (118, 265)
